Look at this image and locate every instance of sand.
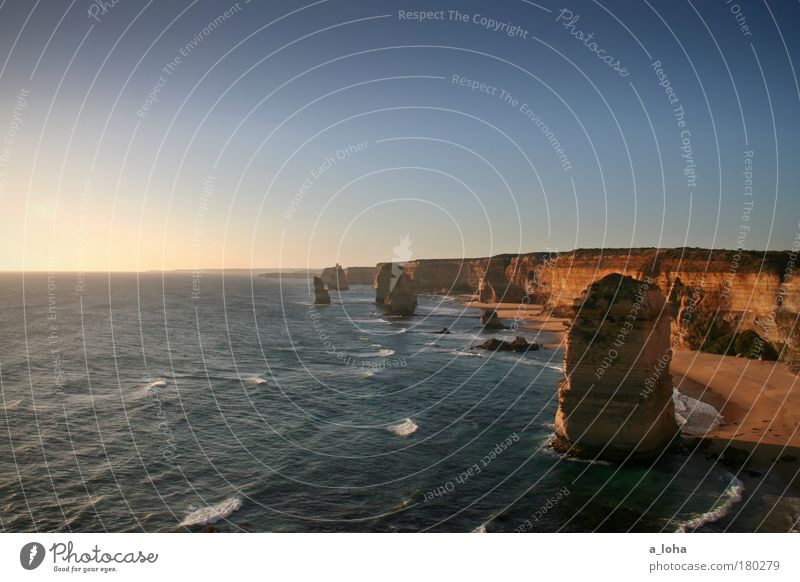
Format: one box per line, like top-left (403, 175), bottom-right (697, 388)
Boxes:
top-left (671, 350), bottom-right (800, 487)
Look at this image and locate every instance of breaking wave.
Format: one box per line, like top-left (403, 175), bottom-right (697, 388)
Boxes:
top-left (180, 497), bottom-right (242, 527)
top-left (674, 474), bottom-right (744, 532)
top-left (673, 388), bottom-right (723, 435)
top-left (387, 418), bottom-right (418, 437)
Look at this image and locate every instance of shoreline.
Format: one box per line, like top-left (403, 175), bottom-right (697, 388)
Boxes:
top-left (460, 297), bottom-right (800, 489)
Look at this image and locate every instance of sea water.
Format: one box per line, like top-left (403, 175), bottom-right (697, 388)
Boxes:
top-left (0, 273), bottom-right (796, 532)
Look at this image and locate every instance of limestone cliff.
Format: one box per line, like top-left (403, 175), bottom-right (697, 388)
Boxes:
top-left (370, 247), bottom-right (798, 364)
top-left (320, 264), bottom-right (349, 290)
top-left (376, 257), bottom-right (487, 296)
top-left (344, 266), bottom-right (375, 285)
top-left (553, 274), bottom-right (679, 461)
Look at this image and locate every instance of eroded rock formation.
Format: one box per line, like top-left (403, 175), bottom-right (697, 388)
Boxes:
top-left (320, 263), bottom-right (349, 290)
top-left (480, 309), bottom-right (506, 329)
top-left (471, 336), bottom-right (539, 353)
top-left (377, 265), bottom-right (417, 316)
top-left (553, 274), bottom-right (679, 461)
top-left (312, 276), bottom-right (331, 305)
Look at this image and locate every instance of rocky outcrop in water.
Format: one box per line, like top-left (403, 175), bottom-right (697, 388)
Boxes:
top-left (312, 276), bottom-right (331, 305)
top-left (381, 267), bottom-right (417, 316)
top-left (320, 263), bottom-right (349, 290)
top-left (552, 273), bottom-right (679, 461)
top-left (480, 309), bottom-right (507, 329)
top-left (472, 336), bottom-right (539, 353)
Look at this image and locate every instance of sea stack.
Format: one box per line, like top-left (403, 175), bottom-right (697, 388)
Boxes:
top-left (312, 276), bottom-right (331, 305)
top-left (374, 263), bottom-right (392, 305)
top-left (553, 273), bottom-right (678, 462)
top-left (480, 309), bottom-right (507, 329)
top-left (321, 263), bottom-right (349, 290)
top-left (382, 268), bottom-right (418, 316)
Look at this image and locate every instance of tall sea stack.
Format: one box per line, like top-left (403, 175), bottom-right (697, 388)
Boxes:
top-left (376, 263), bottom-right (417, 315)
top-left (553, 273), bottom-right (678, 461)
top-left (312, 276), bottom-right (331, 305)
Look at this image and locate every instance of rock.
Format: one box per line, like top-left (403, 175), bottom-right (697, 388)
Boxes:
top-left (383, 269), bottom-right (418, 316)
top-left (320, 263), bottom-right (349, 290)
top-left (552, 273), bottom-right (679, 462)
top-left (374, 263), bottom-right (393, 305)
top-left (312, 276), bottom-right (331, 305)
top-left (431, 327), bottom-right (451, 334)
top-left (480, 309), bottom-right (507, 329)
top-left (471, 336), bottom-right (539, 353)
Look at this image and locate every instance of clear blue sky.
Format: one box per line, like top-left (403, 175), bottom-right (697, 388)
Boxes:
top-left (0, 0), bottom-right (798, 270)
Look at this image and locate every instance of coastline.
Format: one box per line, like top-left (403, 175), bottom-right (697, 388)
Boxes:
top-left (461, 296), bottom-right (800, 489)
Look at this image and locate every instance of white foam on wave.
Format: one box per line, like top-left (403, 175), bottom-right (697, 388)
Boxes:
top-left (4, 398), bottom-right (24, 410)
top-left (387, 418), bottom-right (418, 437)
top-left (674, 474), bottom-right (744, 533)
top-left (127, 380), bottom-right (167, 401)
top-left (351, 317), bottom-right (391, 324)
top-left (180, 497), bottom-right (242, 527)
top-left (673, 388), bottom-right (723, 435)
top-left (250, 378), bottom-right (268, 385)
top-left (352, 348), bottom-right (396, 358)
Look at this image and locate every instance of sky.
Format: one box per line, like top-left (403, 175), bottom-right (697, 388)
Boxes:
top-left (0, 0), bottom-right (798, 271)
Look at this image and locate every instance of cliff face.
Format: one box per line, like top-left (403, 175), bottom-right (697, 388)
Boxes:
top-left (344, 267), bottom-right (375, 285)
top-left (553, 274), bottom-right (679, 461)
top-left (537, 249), bottom-right (793, 357)
top-left (389, 257), bottom-right (487, 294)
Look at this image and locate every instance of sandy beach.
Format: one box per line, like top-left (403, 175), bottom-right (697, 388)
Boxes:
top-left (671, 350), bottom-right (800, 487)
top-left (467, 298), bottom-right (800, 487)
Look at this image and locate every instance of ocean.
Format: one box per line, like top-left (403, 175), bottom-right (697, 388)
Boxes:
top-left (0, 273), bottom-right (796, 532)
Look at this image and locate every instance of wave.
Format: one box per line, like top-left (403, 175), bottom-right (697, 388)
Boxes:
top-left (3, 398), bottom-right (24, 410)
top-left (249, 377), bottom-right (268, 385)
top-left (180, 497), bottom-right (242, 527)
top-left (127, 380), bottom-right (167, 401)
top-left (454, 350), bottom-right (483, 357)
top-left (674, 474), bottom-right (744, 533)
top-left (387, 418), bottom-right (418, 437)
top-left (541, 443), bottom-right (614, 466)
top-left (351, 317), bottom-right (391, 324)
top-left (352, 348), bottom-right (396, 358)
